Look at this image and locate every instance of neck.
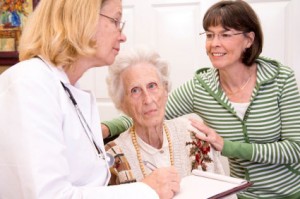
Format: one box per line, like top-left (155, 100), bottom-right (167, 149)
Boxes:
top-left (130, 123), bottom-right (174, 177)
top-left (134, 124), bottom-right (164, 149)
top-left (64, 57), bottom-right (97, 85)
top-left (219, 64), bottom-right (256, 94)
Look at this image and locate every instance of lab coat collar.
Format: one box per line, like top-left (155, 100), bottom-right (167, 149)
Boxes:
top-left (37, 55), bottom-right (79, 87)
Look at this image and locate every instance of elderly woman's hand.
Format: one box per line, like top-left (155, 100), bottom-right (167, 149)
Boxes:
top-left (141, 166), bottom-right (180, 199)
top-left (189, 118), bottom-right (224, 151)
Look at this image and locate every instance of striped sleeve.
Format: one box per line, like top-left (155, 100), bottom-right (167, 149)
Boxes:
top-left (251, 68), bottom-right (300, 164)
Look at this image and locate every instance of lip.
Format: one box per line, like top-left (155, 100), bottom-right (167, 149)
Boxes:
top-left (211, 52), bottom-right (226, 57)
top-left (113, 47), bottom-right (120, 53)
top-left (144, 109), bottom-right (157, 115)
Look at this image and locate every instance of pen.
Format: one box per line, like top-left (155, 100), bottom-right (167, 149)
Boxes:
top-left (143, 160), bottom-right (157, 171)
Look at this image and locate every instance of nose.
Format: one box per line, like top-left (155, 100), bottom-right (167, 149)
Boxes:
top-left (210, 34), bottom-right (221, 46)
top-left (119, 32), bottom-right (127, 43)
top-left (142, 91), bottom-right (153, 104)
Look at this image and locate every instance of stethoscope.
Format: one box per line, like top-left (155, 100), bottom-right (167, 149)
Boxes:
top-left (60, 81), bottom-right (115, 168)
top-left (37, 55), bottom-right (114, 168)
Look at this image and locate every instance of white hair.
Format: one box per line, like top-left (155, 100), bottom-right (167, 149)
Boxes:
top-left (106, 47), bottom-right (171, 111)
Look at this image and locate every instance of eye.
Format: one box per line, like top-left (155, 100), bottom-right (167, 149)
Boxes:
top-left (147, 82), bottom-right (158, 90)
top-left (221, 33), bottom-right (232, 38)
top-left (131, 87), bottom-right (141, 95)
top-left (206, 33), bottom-right (214, 39)
top-left (110, 18), bottom-right (118, 27)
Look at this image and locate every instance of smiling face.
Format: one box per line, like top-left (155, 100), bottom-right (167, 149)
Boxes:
top-left (94, 0), bottom-right (127, 66)
top-left (120, 62), bottom-right (168, 129)
top-left (205, 25), bottom-right (254, 70)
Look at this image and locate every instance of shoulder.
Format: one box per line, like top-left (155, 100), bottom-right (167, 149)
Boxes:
top-left (0, 58), bottom-right (60, 95)
top-left (114, 130), bottom-right (132, 145)
top-left (0, 58), bottom-right (66, 112)
top-left (257, 56), bottom-right (294, 79)
top-left (165, 114), bottom-right (203, 133)
top-left (195, 67), bottom-right (212, 73)
top-left (194, 67), bottom-right (215, 80)
top-left (193, 67), bottom-right (219, 90)
top-left (1, 58), bottom-right (55, 81)
top-left (165, 117), bottom-right (193, 143)
top-left (165, 117), bottom-right (189, 130)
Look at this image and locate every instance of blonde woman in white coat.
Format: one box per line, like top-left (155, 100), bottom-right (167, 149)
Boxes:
top-left (0, 0), bottom-right (179, 198)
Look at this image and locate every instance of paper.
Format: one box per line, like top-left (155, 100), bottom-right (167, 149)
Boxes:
top-left (192, 170), bottom-right (247, 185)
top-left (174, 170), bottom-right (252, 199)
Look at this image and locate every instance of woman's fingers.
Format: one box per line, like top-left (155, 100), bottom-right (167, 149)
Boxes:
top-left (189, 118), bottom-right (224, 151)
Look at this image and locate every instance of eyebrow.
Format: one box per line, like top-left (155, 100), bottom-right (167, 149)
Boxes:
top-left (206, 29), bottom-right (232, 33)
top-left (101, 7), bottom-right (122, 17)
top-left (115, 11), bottom-right (122, 18)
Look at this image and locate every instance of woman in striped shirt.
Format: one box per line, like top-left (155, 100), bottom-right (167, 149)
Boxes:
top-left (102, 1), bottom-right (300, 198)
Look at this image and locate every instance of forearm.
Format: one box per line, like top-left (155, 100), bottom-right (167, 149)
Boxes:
top-left (222, 139), bottom-right (300, 164)
top-left (251, 140), bottom-right (300, 164)
top-left (221, 140), bottom-right (253, 160)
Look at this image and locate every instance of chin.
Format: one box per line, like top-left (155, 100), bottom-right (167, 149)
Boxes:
top-left (107, 55), bottom-right (117, 65)
top-left (95, 53), bottom-right (116, 66)
top-left (211, 60), bottom-right (225, 69)
top-left (100, 59), bottom-right (114, 66)
top-left (148, 118), bottom-right (164, 126)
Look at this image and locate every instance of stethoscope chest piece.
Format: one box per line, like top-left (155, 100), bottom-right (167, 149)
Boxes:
top-left (106, 153), bottom-right (115, 167)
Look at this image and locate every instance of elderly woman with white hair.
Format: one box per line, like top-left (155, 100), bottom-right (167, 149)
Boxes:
top-left (104, 48), bottom-right (225, 185)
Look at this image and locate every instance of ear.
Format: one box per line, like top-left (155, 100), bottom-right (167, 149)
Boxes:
top-left (162, 83), bottom-right (169, 97)
top-left (245, 31), bottom-right (255, 48)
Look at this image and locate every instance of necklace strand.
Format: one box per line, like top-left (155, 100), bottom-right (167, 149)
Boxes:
top-left (130, 124), bottom-right (174, 177)
top-left (220, 71), bottom-right (253, 95)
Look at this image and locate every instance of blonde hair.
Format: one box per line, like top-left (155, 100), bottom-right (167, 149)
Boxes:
top-left (19, 0), bottom-right (107, 69)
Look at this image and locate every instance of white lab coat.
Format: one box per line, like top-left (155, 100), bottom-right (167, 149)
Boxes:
top-left (0, 58), bottom-right (158, 199)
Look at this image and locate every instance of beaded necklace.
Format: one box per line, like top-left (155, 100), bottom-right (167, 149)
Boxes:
top-left (130, 123), bottom-right (174, 177)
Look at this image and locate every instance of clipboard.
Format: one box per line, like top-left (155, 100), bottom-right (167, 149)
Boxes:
top-left (174, 170), bottom-right (252, 199)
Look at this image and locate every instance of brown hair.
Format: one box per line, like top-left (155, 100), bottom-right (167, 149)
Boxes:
top-left (203, 0), bottom-right (263, 66)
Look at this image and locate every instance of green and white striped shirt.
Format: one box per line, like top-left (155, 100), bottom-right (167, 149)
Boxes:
top-left (165, 57), bottom-right (300, 198)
